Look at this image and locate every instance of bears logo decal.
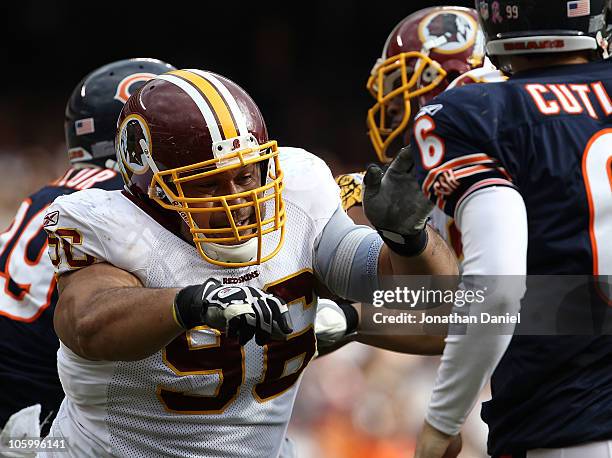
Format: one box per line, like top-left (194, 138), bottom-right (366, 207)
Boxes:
top-left (114, 72), bottom-right (157, 104)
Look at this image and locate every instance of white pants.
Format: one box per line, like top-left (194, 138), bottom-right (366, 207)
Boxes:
top-left (528, 441), bottom-right (612, 458)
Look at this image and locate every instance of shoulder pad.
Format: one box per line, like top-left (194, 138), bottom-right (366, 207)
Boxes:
top-left (277, 146), bottom-right (341, 232)
top-left (447, 68), bottom-right (508, 90)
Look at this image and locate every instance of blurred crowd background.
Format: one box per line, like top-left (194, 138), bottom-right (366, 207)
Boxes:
top-left (1, 1), bottom-right (491, 456)
top-left (290, 347), bottom-right (490, 457)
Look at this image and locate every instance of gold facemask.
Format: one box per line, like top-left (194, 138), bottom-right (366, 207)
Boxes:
top-left (149, 141), bottom-right (286, 268)
top-left (366, 52), bottom-right (447, 163)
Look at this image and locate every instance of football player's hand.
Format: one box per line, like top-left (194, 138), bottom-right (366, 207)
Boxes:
top-left (414, 420), bottom-right (462, 458)
top-left (314, 299), bottom-right (359, 355)
top-left (363, 145), bottom-right (433, 255)
top-left (173, 279), bottom-right (293, 345)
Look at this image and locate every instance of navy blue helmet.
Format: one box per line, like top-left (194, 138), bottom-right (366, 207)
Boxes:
top-left (475, 0), bottom-right (611, 70)
top-left (65, 58), bottom-right (176, 166)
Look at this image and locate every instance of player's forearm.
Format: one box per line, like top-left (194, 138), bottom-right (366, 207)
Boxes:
top-left (68, 287), bottom-right (182, 361)
top-left (354, 301), bottom-right (446, 354)
top-left (54, 264), bottom-right (183, 361)
top-left (315, 300), bottom-right (446, 356)
top-left (381, 226), bottom-right (459, 276)
top-left (356, 333), bottom-right (445, 355)
top-left (314, 210), bottom-right (458, 305)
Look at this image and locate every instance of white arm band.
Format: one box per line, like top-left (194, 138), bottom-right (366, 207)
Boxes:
top-left (313, 205), bottom-right (383, 303)
top-left (426, 186), bottom-right (528, 435)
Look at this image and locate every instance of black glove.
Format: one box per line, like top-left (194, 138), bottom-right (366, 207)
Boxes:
top-left (363, 145), bottom-right (433, 256)
top-left (173, 279), bottom-right (294, 346)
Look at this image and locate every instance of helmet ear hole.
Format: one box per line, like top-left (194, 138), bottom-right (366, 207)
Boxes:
top-left (420, 65), bottom-right (440, 84)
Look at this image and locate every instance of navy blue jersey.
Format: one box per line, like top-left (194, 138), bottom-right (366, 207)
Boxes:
top-left (0, 167), bottom-right (123, 434)
top-left (413, 60), bottom-right (612, 456)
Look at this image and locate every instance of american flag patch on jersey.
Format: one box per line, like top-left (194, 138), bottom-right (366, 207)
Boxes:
top-left (75, 118), bottom-right (95, 136)
top-left (567, 0), bottom-right (590, 17)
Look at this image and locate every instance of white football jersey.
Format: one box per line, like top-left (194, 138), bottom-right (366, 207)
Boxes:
top-left (42, 147), bottom-right (340, 458)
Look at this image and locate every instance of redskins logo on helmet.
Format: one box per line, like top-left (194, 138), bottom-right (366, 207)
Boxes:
top-left (418, 10), bottom-right (478, 54)
top-left (367, 7), bottom-right (485, 163)
top-left (117, 114), bottom-right (151, 175)
top-left (116, 69), bottom-right (286, 268)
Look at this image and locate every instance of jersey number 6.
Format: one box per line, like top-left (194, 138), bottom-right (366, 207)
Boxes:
top-left (414, 115), bottom-right (445, 170)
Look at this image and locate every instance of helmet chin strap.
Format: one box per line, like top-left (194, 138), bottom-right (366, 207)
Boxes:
top-left (202, 238), bottom-right (258, 264)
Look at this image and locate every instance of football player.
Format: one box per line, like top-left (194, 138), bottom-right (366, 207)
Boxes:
top-left (0, 58), bottom-right (174, 446)
top-left (364, 5), bottom-right (507, 260)
top-left (402, 1), bottom-right (612, 457)
top-left (366, 6), bottom-right (488, 164)
top-left (317, 6), bottom-right (495, 353)
top-left (40, 69), bottom-right (458, 457)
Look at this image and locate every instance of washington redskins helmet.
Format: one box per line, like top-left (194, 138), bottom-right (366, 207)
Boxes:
top-left (367, 7), bottom-right (486, 162)
top-left (116, 69), bottom-right (285, 268)
top-left (65, 58), bottom-right (176, 166)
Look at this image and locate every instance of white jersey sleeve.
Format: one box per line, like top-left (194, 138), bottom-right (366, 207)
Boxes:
top-left (43, 189), bottom-right (153, 278)
top-left (278, 146), bottom-right (341, 238)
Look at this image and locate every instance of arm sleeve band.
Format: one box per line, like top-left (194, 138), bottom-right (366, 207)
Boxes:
top-left (313, 205), bottom-right (383, 303)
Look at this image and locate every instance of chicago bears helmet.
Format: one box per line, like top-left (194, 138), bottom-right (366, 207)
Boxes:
top-left (65, 58), bottom-right (176, 166)
top-left (367, 7), bottom-right (486, 162)
top-left (476, 0), bottom-right (611, 72)
top-left (116, 69), bottom-right (285, 267)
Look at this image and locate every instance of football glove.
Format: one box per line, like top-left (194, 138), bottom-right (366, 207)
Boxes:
top-left (314, 299), bottom-right (359, 354)
top-left (363, 145), bottom-right (433, 256)
top-left (173, 279), bottom-right (293, 346)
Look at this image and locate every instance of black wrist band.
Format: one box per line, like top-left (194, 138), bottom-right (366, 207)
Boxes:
top-left (173, 285), bottom-right (207, 330)
top-left (378, 226), bottom-right (429, 257)
top-left (337, 301), bottom-right (359, 335)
